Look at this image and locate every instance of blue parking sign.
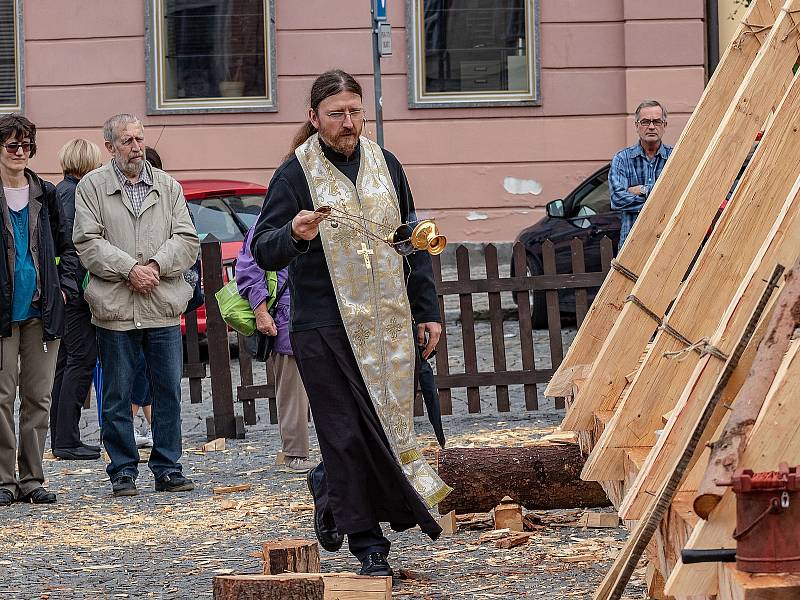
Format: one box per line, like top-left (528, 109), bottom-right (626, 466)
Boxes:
top-left (375, 0), bottom-right (387, 21)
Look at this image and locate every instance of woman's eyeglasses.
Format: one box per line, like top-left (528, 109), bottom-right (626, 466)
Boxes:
top-left (4, 142), bottom-right (35, 154)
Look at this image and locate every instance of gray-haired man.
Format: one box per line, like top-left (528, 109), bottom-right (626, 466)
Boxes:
top-left (610, 100), bottom-right (673, 247)
top-left (73, 114), bottom-right (199, 497)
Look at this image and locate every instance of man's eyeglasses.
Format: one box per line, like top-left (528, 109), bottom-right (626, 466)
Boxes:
top-left (637, 119), bottom-right (665, 127)
top-left (4, 142), bottom-right (35, 154)
top-left (325, 109), bottom-right (366, 122)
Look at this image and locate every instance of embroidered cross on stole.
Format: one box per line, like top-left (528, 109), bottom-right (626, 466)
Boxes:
top-left (295, 134), bottom-right (452, 508)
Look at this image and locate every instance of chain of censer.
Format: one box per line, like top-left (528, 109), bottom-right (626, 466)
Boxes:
top-left (317, 142), bottom-right (415, 249)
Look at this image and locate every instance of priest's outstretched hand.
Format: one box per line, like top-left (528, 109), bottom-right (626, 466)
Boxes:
top-left (291, 209), bottom-right (327, 241)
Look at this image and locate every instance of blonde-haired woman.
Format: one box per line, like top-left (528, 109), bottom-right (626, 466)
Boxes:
top-left (50, 138), bottom-right (103, 461)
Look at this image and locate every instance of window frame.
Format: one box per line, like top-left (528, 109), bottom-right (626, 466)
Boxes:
top-left (0, 0), bottom-right (24, 114)
top-left (145, 0), bottom-right (277, 115)
top-left (406, 0), bottom-right (541, 108)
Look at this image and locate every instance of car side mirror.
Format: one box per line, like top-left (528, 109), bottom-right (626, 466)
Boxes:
top-left (546, 199), bottom-right (566, 218)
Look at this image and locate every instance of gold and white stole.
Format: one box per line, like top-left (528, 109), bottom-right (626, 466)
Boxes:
top-left (296, 134), bottom-right (452, 508)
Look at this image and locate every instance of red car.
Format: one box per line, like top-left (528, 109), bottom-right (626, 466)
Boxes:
top-left (179, 179), bottom-right (267, 335)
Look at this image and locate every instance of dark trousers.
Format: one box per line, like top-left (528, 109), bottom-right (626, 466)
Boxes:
top-left (95, 326), bottom-right (184, 482)
top-left (50, 298), bottom-right (97, 450)
top-left (309, 462), bottom-right (390, 561)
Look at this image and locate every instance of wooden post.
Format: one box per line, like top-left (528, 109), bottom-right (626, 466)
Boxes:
top-left (456, 246), bottom-right (481, 413)
top-left (430, 253), bottom-right (452, 415)
top-left (512, 243), bottom-right (538, 410)
top-left (550, 0), bottom-right (780, 422)
top-left (484, 244), bottom-right (510, 412)
top-left (183, 309), bottom-right (206, 404)
top-left (262, 540), bottom-right (320, 575)
top-left (543, 241), bottom-right (564, 409)
top-left (201, 236), bottom-right (237, 440)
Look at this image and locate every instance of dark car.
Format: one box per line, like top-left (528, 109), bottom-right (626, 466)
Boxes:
top-left (511, 164), bottom-right (620, 327)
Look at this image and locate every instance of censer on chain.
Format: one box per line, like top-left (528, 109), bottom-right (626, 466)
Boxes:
top-left (315, 205), bottom-right (447, 256)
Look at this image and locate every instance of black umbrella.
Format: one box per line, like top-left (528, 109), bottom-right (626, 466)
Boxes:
top-left (417, 349), bottom-right (445, 448)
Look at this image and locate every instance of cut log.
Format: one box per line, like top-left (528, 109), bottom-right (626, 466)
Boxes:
top-left (262, 539), bottom-right (320, 575)
top-left (436, 444), bottom-right (609, 514)
top-left (213, 574), bottom-right (391, 600)
top-left (213, 574), bottom-right (324, 600)
top-left (694, 257), bottom-right (800, 519)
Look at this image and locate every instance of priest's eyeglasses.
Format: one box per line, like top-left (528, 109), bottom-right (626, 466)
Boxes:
top-left (326, 109), bottom-right (366, 122)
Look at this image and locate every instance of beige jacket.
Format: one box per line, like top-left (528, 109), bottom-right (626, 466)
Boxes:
top-left (73, 161), bottom-right (199, 331)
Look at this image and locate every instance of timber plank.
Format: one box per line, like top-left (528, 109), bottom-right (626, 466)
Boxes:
top-left (615, 174), bottom-right (800, 515)
top-left (570, 0), bottom-right (800, 439)
top-left (551, 0), bottom-right (779, 413)
top-left (580, 67), bottom-right (800, 482)
top-left (664, 340), bottom-right (800, 598)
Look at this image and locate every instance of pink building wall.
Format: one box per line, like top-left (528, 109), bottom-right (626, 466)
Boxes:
top-left (22, 0), bottom-right (706, 241)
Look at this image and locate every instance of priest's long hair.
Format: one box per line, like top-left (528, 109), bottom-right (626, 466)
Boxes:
top-left (287, 69), bottom-right (363, 160)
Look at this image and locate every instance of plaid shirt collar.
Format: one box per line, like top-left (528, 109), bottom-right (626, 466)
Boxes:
top-left (111, 158), bottom-right (153, 189)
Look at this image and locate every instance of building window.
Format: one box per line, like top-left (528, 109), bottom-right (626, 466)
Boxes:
top-left (407, 0), bottom-right (539, 107)
top-left (146, 0), bottom-right (276, 114)
top-left (0, 0), bottom-right (22, 112)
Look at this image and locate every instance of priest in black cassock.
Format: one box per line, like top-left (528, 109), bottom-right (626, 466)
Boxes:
top-left (251, 70), bottom-right (452, 577)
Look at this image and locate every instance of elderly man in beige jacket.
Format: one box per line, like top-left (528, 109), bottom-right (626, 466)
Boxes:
top-left (73, 113), bottom-right (199, 498)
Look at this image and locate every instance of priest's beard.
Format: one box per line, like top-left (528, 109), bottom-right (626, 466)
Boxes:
top-left (320, 121), bottom-right (362, 158)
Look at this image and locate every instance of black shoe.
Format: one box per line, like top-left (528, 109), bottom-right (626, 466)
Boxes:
top-left (112, 476), bottom-right (138, 497)
top-left (18, 487), bottom-right (56, 504)
top-left (53, 446), bottom-right (101, 460)
top-left (359, 553), bottom-right (393, 577)
top-left (80, 441), bottom-right (101, 452)
top-left (155, 472), bottom-right (195, 493)
top-left (306, 467), bottom-right (344, 552)
top-left (0, 489), bottom-right (14, 506)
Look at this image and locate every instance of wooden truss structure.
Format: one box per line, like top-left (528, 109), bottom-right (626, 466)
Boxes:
top-left (547, 1), bottom-right (800, 597)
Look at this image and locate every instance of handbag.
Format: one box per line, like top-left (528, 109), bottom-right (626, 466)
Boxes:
top-left (243, 278), bottom-right (289, 362)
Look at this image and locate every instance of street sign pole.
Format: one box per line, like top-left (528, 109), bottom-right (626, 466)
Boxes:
top-left (371, 0), bottom-right (386, 146)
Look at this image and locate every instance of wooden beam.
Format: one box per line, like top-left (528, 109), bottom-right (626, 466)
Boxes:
top-left (695, 258), bottom-right (800, 517)
top-left (551, 0), bottom-right (780, 413)
top-left (613, 172), bottom-right (800, 515)
top-left (569, 0), bottom-right (800, 441)
top-left (581, 81), bottom-right (800, 483)
top-left (664, 340), bottom-right (800, 598)
top-left (212, 573), bottom-right (392, 600)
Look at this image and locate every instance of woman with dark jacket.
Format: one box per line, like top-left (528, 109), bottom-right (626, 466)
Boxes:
top-left (0, 114), bottom-right (78, 505)
top-left (49, 139), bottom-right (102, 461)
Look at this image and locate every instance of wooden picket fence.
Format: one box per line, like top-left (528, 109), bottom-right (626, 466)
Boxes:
top-left (184, 236), bottom-right (613, 439)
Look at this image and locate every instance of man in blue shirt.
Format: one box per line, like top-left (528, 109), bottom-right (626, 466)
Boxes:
top-left (610, 100), bottom-right (673, 247)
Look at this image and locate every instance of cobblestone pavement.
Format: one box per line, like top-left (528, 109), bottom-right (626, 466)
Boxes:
top-left (0, 248), bottom-right (647, 599)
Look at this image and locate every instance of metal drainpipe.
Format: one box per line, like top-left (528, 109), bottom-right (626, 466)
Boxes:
top-left (706, 0), bottom-right (720, 77)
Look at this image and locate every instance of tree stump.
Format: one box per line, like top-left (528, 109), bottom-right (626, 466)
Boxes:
top-left (213, 574), bottom-right (324, 600)
top-left (437, 443), bottom-right (610, 514)
top-left (213, 574), bottom-right (391, 600)
top-left (262, 539), bottom-right (320, 575)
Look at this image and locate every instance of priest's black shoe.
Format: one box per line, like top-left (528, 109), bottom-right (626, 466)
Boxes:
top-left (306, 468), bottom-right (344, 552)
top-left (53, 446), bottom-right (100, 460)
top-left (18, 487), bottom-right (56, 504)
top-left (359, 553), bottom-right (393, 577)
top-left (0, 489), bottom-right (14, 506)
top-left (155, 472), bottom-right (195, 492)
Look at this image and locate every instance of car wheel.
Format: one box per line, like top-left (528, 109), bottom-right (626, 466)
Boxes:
top-left (528, 261), bottom-right (548, 329)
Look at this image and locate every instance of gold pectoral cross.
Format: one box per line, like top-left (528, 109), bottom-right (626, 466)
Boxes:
top-left (357, 242), bottom-right (374, 269)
